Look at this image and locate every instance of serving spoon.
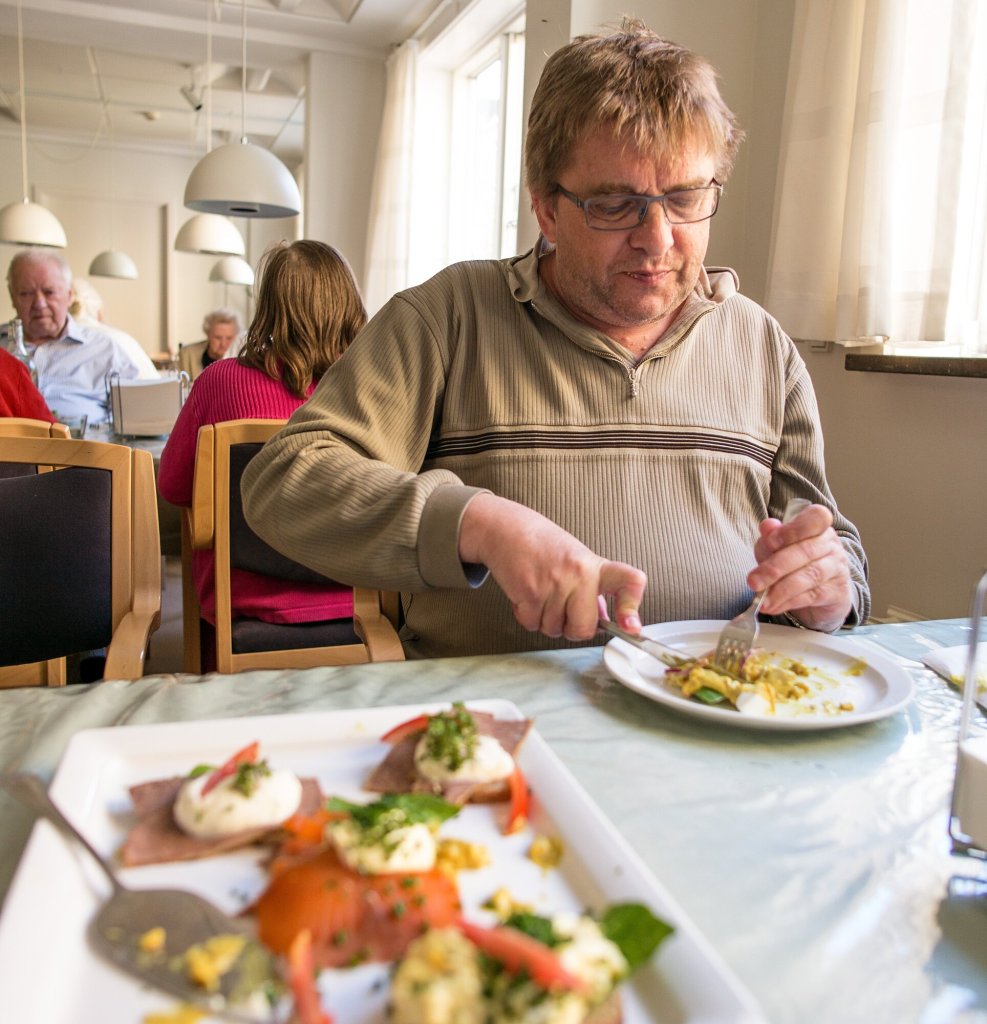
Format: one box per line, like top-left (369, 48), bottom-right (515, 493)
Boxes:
top-left (0, 772), bottom-right (285, 1023)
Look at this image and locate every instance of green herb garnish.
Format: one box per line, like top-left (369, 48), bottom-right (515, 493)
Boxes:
top-left (503, 912), bottom-right (560, 947)
top-left (231, 759), bottom-right (272, 797)
top-left (423, 702), bottom-right (478, 770)
top-left (599, 903), bottom-right (673, 971)
top-left (326, 793), bottom-right (459, 850)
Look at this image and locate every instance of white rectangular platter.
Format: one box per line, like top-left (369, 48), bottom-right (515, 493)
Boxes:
top-left (0, 699), bottom-right (766, 1023)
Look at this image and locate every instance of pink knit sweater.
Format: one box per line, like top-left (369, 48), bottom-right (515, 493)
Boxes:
top-left (157, 358), bottom-right (353, 626)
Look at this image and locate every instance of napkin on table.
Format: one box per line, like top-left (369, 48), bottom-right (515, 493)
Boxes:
top-left (920, 643), bottom-right (987, 711)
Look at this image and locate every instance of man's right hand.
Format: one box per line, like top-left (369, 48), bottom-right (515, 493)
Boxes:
top-left (459, 493), bottom-right (647, 642)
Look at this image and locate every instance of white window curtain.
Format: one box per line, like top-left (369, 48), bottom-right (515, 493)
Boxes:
top-left (765, 0), bottom-right (987, 351)
top-left (363, 39), bottom-right (419, 317)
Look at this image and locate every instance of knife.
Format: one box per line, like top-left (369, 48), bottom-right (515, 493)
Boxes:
top-left (598, 619), bottom-right (748, 685)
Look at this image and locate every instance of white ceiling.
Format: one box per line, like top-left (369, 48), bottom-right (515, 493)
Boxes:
top-left (0, 0), bottom-right (442, 165)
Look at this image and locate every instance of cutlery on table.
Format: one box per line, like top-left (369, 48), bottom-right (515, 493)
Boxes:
top-left (0, 772), bottom-right (285, 1023)
top-left (598, 619), bottom-right (748, 684)
top-left (712, 497), bottom-right (812, 676)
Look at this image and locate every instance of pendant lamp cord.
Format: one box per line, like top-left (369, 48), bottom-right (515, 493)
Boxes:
top-left (206, 0), bottom-right (212, 152)
top-left (240, 0), bottom-right (247, 144)
top-left (15, 0), bottom-right (29, 201)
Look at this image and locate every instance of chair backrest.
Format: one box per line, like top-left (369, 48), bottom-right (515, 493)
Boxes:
top-left (0, 418), bottom-right (71, 439)
top-left (0, 418), bottom-right (70, 478)
top-left (0, 436), bottom-right (162, 687)
top-left (187, 419), bottom-right (404, 673)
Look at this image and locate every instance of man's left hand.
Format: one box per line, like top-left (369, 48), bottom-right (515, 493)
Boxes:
top-left (747, 503), bottom-right (854, 632)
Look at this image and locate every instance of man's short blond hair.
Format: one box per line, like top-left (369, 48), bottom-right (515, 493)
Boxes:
top-left (524, 19), bottom-right (745, 201)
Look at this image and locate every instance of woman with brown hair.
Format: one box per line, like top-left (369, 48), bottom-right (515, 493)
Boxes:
top-left (158, 239), bottom-right (367, 633)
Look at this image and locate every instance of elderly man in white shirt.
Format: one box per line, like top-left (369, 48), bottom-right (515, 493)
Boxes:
top-left (6, 249), bottom-right (157, 424)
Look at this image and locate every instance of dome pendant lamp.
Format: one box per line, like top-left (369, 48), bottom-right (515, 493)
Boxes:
top-left (0, 0), bottom-right (67, 247)
top-left (183, 0), bottom-right (300, 219)
top-left (209, 255), bottom-right (255, 286)
top-left (175, 213), bottom-right (245, 256)
top-left (175, 4), bottom-right (247, 255)
top-left (89, 248), bottom-right (138, 280)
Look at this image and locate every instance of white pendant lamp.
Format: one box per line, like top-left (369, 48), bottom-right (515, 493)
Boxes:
top-left (183, 0), bottom-right (300, 219)
top-left (89, 249), bottom-right (139, 280)
top-left (0, 200), bottom-right (67, 248)
top-left (209, 255), bottom-right (254, 286)
top-left (0, 0), bottom-right (67, 248)
top-left (175, 213), bottom-right (246, 256)
top-left (185, 142), bottom-right (300, 218)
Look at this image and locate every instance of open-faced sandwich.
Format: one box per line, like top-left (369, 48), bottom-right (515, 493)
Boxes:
top-left (364, 703), bottom-right (532, 832)
top-left (389, 904), bottom-right (673, 1024)
top-left (120, 741), bottom-right (323, 866)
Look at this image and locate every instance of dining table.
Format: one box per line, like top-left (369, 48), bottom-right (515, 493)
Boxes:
top-left (0, 617), bottom-right (984, 1024)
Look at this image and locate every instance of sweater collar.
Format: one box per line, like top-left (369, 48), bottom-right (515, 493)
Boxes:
top-left (505, 242), bottom-right (738, 357)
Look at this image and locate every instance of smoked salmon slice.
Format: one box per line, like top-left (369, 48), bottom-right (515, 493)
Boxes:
top-left (253, 846), bottom-right (462, 969)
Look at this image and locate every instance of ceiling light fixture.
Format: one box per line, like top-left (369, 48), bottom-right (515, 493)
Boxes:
top-left (209, 255), bottom-right (254, 286)
top-left (180, 84), bottom-right (203, 112)
top-left (175, 213), bottom-right (245, 256)
top-left (89, 62), bottom-right (138, 280)
top-left (183, 0), bottom-right (301, 219)
top-left (174, 5), bottom-right (245, 257)
top-left (0, 0), bottom-right (67, 247)
top-left (89, 249), bottom-right (138, 280)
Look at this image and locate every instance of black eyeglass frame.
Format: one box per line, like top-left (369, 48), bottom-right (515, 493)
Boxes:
top-left (555, 181), bottom-right (722, 231)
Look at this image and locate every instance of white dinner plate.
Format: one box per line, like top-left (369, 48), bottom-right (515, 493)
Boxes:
top-left (0, 699), bottom-right (767, 1024)
top-left (603, 620), bottom-right (915, 731)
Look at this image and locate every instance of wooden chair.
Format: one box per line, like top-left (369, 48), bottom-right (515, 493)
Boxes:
top-left (0, 417), bottom-right (71, 439)
top-left (0, 418), bottom-right (70, 481)
top-left (0, 435), bottom-right (161, 687)
top-left (185, 419), bottom-right (404, 673)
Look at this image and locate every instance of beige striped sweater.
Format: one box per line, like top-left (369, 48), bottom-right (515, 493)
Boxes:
top-left (242, 247), bottom-right (869, 658)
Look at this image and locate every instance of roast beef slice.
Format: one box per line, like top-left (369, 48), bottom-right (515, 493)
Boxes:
top-left (119, 776), bottom-right (323, 868)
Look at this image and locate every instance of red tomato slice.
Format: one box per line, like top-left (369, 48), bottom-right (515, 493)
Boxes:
top-left (504, 765), bottom-right (529, 835)
top-left (288, 929), bottom-right (333, 1024)
top-left (380, 714), bottom-right (430, 743)
top-left (458, 919), bottom-right (586, 993)
top-left (201, 740), bottom-right (260, 796)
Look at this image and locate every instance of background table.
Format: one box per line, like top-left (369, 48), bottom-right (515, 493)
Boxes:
top-left (0, 619), bottom-right (984, 1024)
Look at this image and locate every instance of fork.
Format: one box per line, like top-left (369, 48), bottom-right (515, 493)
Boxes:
top-left (713, 497), bottom-right (811, 675)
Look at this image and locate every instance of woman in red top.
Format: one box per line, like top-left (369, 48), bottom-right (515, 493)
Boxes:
top-left (158, 239), bottom-right (366, 632)
top-left (0, 348), bottom-right (56, 421)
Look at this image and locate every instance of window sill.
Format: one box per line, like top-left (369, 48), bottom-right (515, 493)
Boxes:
top-left (844, 352), bottom-right (987, 378)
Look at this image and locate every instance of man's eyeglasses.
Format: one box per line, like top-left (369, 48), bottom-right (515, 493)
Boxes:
top-left (555, 182), bottom-right (722, 231)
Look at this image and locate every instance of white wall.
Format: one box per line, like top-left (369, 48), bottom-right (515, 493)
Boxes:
top-left (796, 344), bottom-right (987, 619)
top-left (303, 51), bottom-right (385, 287)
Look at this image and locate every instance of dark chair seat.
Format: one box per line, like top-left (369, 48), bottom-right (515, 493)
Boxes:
top-left (231, 616), bottom-right (362, 655)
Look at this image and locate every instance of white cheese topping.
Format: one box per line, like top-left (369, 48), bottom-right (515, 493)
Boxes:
top-left (173, 768), bottom-right (302, 839)
top-left (552, 912), bottom-right (628, 1002)
top-left (414, 733), bottom-right (514, 784)
top-left (329, 817), bottom-right (437, 874)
